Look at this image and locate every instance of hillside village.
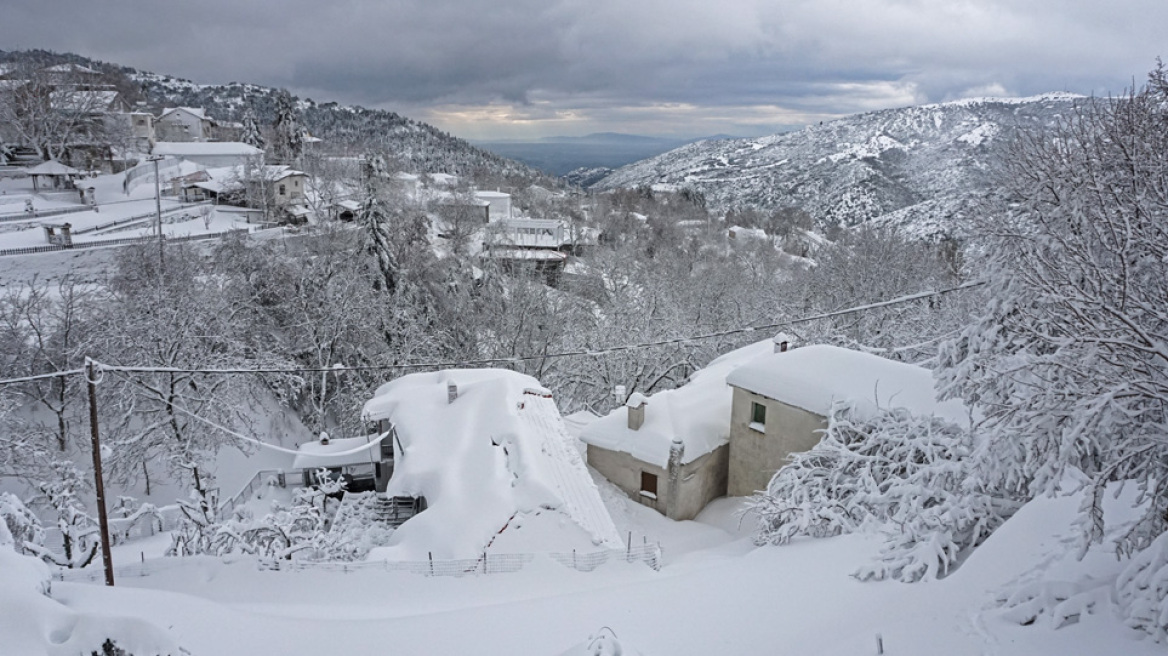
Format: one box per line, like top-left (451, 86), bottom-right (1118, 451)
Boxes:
top-left (1, 49), bottom-right (1167, 656)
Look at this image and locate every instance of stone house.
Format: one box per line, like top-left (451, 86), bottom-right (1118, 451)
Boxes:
top-left (724, 343), bottom-right (971, 497)
top-left (155, 107), bottom-right (215, 142)
top-left (586, 338), bottom-right (970, 516)
top-left (581, 340), bottom-right (775, 520)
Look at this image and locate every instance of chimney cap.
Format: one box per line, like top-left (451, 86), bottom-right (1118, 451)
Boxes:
top-left (625, 392), bottom-right (648, 408)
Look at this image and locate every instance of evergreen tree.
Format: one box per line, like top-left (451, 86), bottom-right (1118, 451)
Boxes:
top-left (359, 154), bottom-right (398, 294)
top-left (271, 89), bottom-right (304, 165)
top-left (240, 107), bottom-right (265, 150)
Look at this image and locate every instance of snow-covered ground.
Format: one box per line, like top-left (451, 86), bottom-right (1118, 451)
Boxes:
top-left (5, 478), bottom-right (1158, 655)
top-left (0, 173), bottom-right (273, 253)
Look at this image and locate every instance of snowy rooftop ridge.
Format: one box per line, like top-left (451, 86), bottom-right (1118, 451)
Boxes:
top-left (581, 339), bottom-right (776, 467)
top-left (725, 344), bottom-right (970, 426)
top-left (361, 369), bottom-right (621, 559)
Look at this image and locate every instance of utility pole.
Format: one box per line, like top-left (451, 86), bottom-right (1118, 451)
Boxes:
top-left (147, 154), bottom-right (165, 268)
top-left (85, 357), bottom-right (115, 587)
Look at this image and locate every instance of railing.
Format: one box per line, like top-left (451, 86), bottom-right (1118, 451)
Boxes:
top-left (0, 204), bottom-right (91, 223)
top-left (218, 468), bottom-right (308, 518)
top-left (0, 227), bottom-right (250, 258)
top-left (53, 542), bottom-right (664, 583)
top-left (71, 201), bottom-right (211, 235)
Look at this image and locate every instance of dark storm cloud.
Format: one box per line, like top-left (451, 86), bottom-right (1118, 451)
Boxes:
top-left (1, 0), bottom-right (1164, 138)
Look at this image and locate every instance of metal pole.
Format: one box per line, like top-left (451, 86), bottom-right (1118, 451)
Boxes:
top-left (150, 156), bottom-right (164, 268)
top-left (86, 357), bottom-right (115, 587)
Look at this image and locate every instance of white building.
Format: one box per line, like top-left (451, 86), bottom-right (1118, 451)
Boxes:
top-left (155, 107), bottom-right (215, 142)
top-left (474, 190), bottom-right (512, 221)
top-left (152, 142), bottom-right (262, 169)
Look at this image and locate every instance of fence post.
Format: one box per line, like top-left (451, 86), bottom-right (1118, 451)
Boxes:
top-left (428, 551), bottom-right (434, 576)
top-left (482, 551), bottom-right (487, 574)
top-left (626, 531), bottom-right (632, 562)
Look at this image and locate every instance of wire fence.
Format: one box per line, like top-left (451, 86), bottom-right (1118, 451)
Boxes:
top-left (0, 204), bottom-right (92, 223)
top-left (53, 542), bottom-right (663, 583)
top-left (0, 227), bottom-right (251, 258)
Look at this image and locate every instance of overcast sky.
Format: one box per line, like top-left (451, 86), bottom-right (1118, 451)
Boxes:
top-left (2, 0), bottom-right (1164, 140)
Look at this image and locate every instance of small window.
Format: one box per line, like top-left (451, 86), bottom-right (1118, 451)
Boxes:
top-left (640, 471), bottom-right (658, 498)
top-left (751, 402), bottom-right (766, 428)
top-left (278, 184), bottom-right (286, 196)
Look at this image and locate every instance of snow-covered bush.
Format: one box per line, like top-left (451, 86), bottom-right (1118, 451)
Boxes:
top-left (168, 471), bottom-right (341, 560)
top-left (751, 402), bottom-right (1017, 582)
top-left (0, 491), bottom-right (45, 556)
top-left (28, 461), bottom-right (99, 568)
top-left (1117, 531), bottom-right (1168, 640)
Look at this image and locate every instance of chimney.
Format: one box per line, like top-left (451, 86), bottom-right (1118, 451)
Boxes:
top-left (447, 382), bottom-right (458, 404)
top-left (773, 332), bottom-right (794, 353)
top-left (626, 393), bottom-right (647, 431)
top-left (319, 431), bottom-right (330, 445)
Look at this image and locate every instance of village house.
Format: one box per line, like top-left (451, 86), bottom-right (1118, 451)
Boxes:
top-left (359, 369), bottom-right (621, 559)
top-left (151, 141), bottom-right (263, 168)
top-left (155, 107), bottom-right (216, 142)
top-left (271, 167), bottom-right (308, 206)
top-left (291, 432), bottom-right (395, 494)
top-left (723, 342), bottom-right (971, 497)
top-left (581, 340), bottom-right (774, 520)
top-left (474, 190), bottom-right (512, 221)
top-left (585, 338), bottom-right (971, 516)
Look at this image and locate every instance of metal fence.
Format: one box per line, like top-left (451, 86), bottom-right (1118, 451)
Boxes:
top-left (54, 542), bottom-right (663, 583)
top-left (0, 227), bottom-right (250, 258)
top-left (0, 204), bottom-right (91, 223)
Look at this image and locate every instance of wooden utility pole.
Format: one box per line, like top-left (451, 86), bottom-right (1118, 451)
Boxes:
top-left (85, 357), bottom-right (115, 587)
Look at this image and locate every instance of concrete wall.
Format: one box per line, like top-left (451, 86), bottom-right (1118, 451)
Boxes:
top-left (727, 387), bottom-right (827, 497)
top-left (586, 442), bottom-right (729, 521)
top-left (671, 444), bottom-right (729, 520)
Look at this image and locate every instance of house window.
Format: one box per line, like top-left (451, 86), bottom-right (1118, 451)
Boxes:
top-left (640, 471), bottom-right (658, 499)
top-left (750, 402), bottom-right (766, 431)
top-left (278, 184), bottom-right (286, 196)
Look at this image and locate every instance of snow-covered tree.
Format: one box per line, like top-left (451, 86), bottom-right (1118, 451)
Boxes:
top-left (270, 89), bottom-right (304, 165)
top-left (936, 63), bottom-right (1168, 635)
top-left (240, 106), bottom-right (265, 150)
top-left (750, 403), bottom-right (1016, 582)
top-left (27, 461), bottom-right (99, 569)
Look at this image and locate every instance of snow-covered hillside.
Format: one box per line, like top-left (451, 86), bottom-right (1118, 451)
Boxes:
top-left (595, 94), bottom-right (1082, 236)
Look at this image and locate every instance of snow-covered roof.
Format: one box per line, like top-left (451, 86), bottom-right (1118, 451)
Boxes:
top-left (159, 107), bottom-right (208, 120)
top-left (26, 160), bottom-right (81, 176)
top-left (581, 339), bottom-right (777, 467)
top-left (153, 142), bottom-right (261, 157)
top-left (474, 190), bottom-right (511, 199)
top-left (486, 248), bottom-right (567, 261)
top-left (333, 199), bottom-right (361, 211)
top-left (725, 345), bottom-right (970, 426)
top-left (361, 369), bottom-right (621, 559)
top-left (429, 173), bottom-right (458, 186)
top-left (292, 436), bottom-right (382, 470)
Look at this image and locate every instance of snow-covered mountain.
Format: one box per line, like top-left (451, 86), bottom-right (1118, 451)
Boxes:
top-left (0, 49), bottom-right (550, 184)
top-left (594, 94), bottom-right (1083, 235)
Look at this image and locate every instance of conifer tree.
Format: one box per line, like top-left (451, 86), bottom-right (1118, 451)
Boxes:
top-left (271, 89), bottom-right (304, 165)
top-left (241, 107), bottom-right (265, 150)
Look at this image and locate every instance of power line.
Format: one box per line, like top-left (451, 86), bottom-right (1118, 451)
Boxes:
top-left (0, 279), bottom-right (985, 386)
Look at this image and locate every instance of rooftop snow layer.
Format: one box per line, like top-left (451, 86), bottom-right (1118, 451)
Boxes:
top-left (291, 435), bottom-right (384, 470)
top-left (725, 344), bottom-right (970, 425)
top-left (361, 369), bottom-right (621, 559)
top-left (153, 142), bottom-right (261, 157)
top-left (581, 339), bottom-right (776, 467)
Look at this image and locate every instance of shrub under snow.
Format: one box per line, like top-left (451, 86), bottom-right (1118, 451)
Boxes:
top-left (750, 401), bottom-right (1019, 582)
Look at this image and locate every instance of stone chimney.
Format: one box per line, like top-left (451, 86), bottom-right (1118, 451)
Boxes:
top-left (626, 393), bottom-right (648, 431)
top-left (319, 431), bottom-right (330, 446)
top-left (773, 332), bottom-right (794, 353)
top-left (447, 382), bottom-right (458, 404)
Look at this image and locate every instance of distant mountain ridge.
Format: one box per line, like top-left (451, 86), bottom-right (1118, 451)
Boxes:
top-left (475, 133), bottom-right (733, 177)
top-left (594, 93), bottom-right (1084, 236)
